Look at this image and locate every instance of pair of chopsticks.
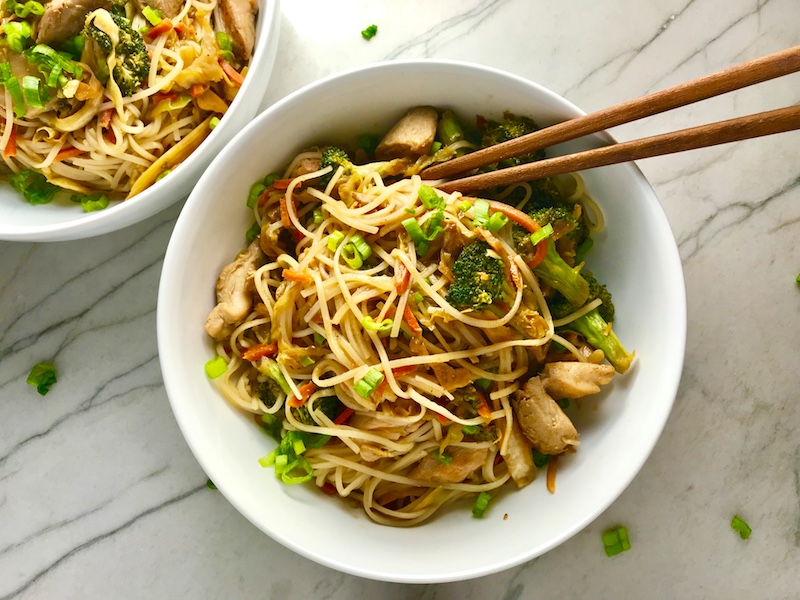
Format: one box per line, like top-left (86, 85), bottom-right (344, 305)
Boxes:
top-left (423, 46), bottom-right (800, 194)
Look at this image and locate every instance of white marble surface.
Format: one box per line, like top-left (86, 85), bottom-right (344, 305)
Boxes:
top-left (1, 0), bottom-right (799, 597)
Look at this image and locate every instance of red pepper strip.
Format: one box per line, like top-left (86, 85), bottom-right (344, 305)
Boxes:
top-left (403, 305), bottom-right (422, 336)
top-left (485, 199), bottom-right (548, 269)
top-left (272, 178), bottom-right (295, 190)
top-left (173, 22), bottom-right (187, 38)
top-left (188, 84), bottom-right (205, 98)
top-left (394, 262), bottom-right (410, 294)
top-left (3, 123), bottom-right (16, 158)
top-left (145, 19), bottom-right (173, 40)
top-left (391, 365), bottom-right (417, 378)
top-left (435, 412), bottom-right (448, 424)
top-left (103, 128), bottom-right (117, 144)
top-left (546, 455), bottom-right (558, 494)
top-left (99, 108), bottom-right (114, 128)
top-left (54, 147), bottom-right (85, 162)
top-left (475, 389), bottom-right (492, 423)
top-left (219, 58), bottom-right (244, 86)
top-left (333, 407), bottom-right (354, 425)
top-left (320, 481), bottom-right (337, 496)
top-left (292, 228), bottom-right (304, 244)
top-left (287, 382), bottom-right (317, 408)
top-left (279, 194), bottom-right (292, 228)
top-left (282, 269), bottom-right (313, 284)
top-left (241, 342), bottom-right (278, 362)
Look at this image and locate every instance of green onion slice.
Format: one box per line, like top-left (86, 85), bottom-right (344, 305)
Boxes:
top-left (299, 355), bottom-right (315, 367)
top-left (432, 449), bottom-right (452, 465)
top-left (457, 200), bottom-right (472, 212)
top-left (204, 356), bottom-right (228, 379)
top-left (418, 185), bottom-right (445, 209)
top-left (26, 361), bottom-right (57, 395)
top-left (354, 368), bottom-right (384, 398)
top-left (472, 491), bottom-right (492, 518)
top-left (602, 525), bottom-right (631, 557)
top-left (531, 448), bottom-right (550, 468)
top-left (142, 5), bottom-right (162, 25)
top-left (361, 316), bottom-right (393, 333)
top-left (327, 231), bottom-right (345, 252)
top-left (246, 181), bottom-right (267, 208)
top-left (209, 116), bottom-right (220, 129)
top-left (312, 207), bottom-right (324, 225)
top-left (730, 515), bottom-right (752, 540)
top-left (245, 221), bottom-right (260, 243)
top-left (529, 223), bottom-right (554, 246)
top-left (487, 211), bottom-right (509, 233)
top-left (9, 169), bottom-right (59, 204)
top-left (349, 233), bottom-right (372, 260)
top-left (341, 243), bottom-right (363, 269)
top-left (361, 24), bottom-right (378, 40)
top-left (473, 199), bottom-right (490, 227)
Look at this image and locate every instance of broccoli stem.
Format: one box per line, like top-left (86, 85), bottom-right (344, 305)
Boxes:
top-left (563, 309), bottom-right (633, 373)
top-left (533, 239), bottom-right (589, 307)
top-left (438, 110), bottom-right (463, 146)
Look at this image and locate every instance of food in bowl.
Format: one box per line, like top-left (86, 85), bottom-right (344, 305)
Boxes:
top-left (0, 0), bottom-right (256, 206)
top-left (203, 106), bottom-right (634, 526)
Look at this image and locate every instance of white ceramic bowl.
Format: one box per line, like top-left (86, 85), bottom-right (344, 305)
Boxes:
top-left (158, 60), bottom-right (686, 583)
top-left (0, 0), bottom-right (281, 242)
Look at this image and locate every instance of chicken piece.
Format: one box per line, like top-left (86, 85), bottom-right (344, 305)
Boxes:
top-left (375, 107), bottom-right (438, 160)
top-left (205, 241), bottom-right (263, 339)
top-left (410, 446), bottom-right (488, 483)
top-left (541, 362), bottom-right (614, 400)
top-left (289, 157), bottom-right (322, 179)
top-left (217, 0), bottom-right (258, 60)
top-left (513, 377), bottom-right (578, 455)
top-left (132, 0), bottom-right (182, 19)
top-left (36, 0), bottom-right (111, 45)
top-left (430, 363), bottom-right (473, 392)
top-left (500, 418), bottom-right (536, 488)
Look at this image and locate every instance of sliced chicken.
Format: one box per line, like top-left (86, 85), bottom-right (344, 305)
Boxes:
top-left (410, 446), bottom-right (488, 483)
top-left (513, 377), bottom-right (578, 455)
top-left (36, 0), bottom-right (111, 45)
top-left (132, 0), bottom-right (183, 19)
top-left (218, 0), bottom-right (258, 60)
top-left (205, 240), bottom-right (263, 339)
top-left (375, 107), bottom-right (438, 160)
top-left (541, 361), bottom-right (614, 400)
top-left (289, 157), bottom-right (322, 179)
top-left (500, 418), bottom-right (536, 488)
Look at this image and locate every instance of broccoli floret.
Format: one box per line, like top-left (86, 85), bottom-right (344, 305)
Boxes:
top-left (558, 308), bottom-right (633, 373)
top-left (292, 396), bottom-right (343, 426)
top-left (319, 146), bottom-right (408, 187)
top-left (254, 378), bottom-right (283, 409)
top-left (481, 112), bottom-right (545, 168)
top-left (445, 241), bottom-right (505, 310)
top-left (531, 239), bottom-right (589, 307)
top-left (84, 10), bottom-right (149, 96)
top-left (529, 205), bottom-right (588, 246)
top-left (462, 424), bottom-right (497, 442)
top-left (583, 272), bottom-right (614, 322)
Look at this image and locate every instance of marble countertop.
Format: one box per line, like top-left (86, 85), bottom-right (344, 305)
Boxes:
top-left (2, 0), bottom-right (799, 597)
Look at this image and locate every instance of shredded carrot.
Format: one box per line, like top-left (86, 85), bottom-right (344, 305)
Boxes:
top-left (219, 58), bottom-right (244, 86)
top-left (391, 365), bottom-right (417, 378)
top-left (145, 19), bottom-right (173, 40)
top-left (189, 84), bottom-right (206, 98)
top-left (103, 128), bottom-right (116, 144)
top-left (546, 455), bottom-right (558, 494)
top-left (272, 178), bottom-right (295, 190)
top-left (279, 194), bottom-right (292, 228)
top-left (257, 188), bottom-right (271, 206)
top-left (320, 481), bottom-right (337, 495)
top-left (476, 389), bottom-right (492, 422)
top-left (173, 22), bottom-right (186, 37)
top-left (394, 262), bottom-right (410, 294)
top-left (54, 147), bottom-right (85, 162)
top-left (287, 382), bottom-right (317, 408)
top-left (99, 108), bottom-right (114, 128)
top-left (3, 123), bottom-right (16, 158)
top-left (152, 92), bottom-right (178, 104)
top-left (435, 412), bottom-right (448, 424)
top-left (403, 304), bottom-right (422, 335)
top-left (333, 407), bottom-right (354, 425)
top-left (241, 343), bottom-right (277, 362)
top-left (485, 199), bottom-right (548, 268)
top-left (282, 269), bottom-right (313, 284)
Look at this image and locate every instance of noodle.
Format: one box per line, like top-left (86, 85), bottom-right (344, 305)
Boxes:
top-left (205, 108), bottom-right (633, 525)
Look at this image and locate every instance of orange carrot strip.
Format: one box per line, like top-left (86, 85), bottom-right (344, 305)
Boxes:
top-left (391, 365), bottom-right (417, 378)
top-left (333, 407), bottom-right (354, 425)
top-left (485, 199), bottom-right (548, 268)
top-left (54, 147), bottom-right (85, 162)
top-left (99, 108), bottom-right (114, 128)
top-left (219, 58), bottom-right (244, 86)
top-left (282, 269), bottom-right (313, 284)
top-left (241, 343), bottom-right (278, 362)
top-left (546, 455), bottom-right (558, 494)
top-left (279, 194), bottom-right (292, 228)
top-left (189, 84), bottom-right (205, 98)
top-left (435, 412), bottom-right (448, 424)
top-left (145, 19), bottom-right (173, 40)
top-left (288, 382), bottom-right (317, 408)
top-left (476, 389), bottom-right (492, 422)
top-left (272, 178), bottom-right (295, 190)
top-left (403, 304), bottom-right (422, 335)
top-left (394, 262), bottom-right (410, 294)
top-left (3, 123), bottom-right (16, 158)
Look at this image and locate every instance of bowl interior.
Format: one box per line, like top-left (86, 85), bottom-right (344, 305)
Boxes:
top-left (158, 60), bottom-right (686, 583)
top-left (0, 0), bottom-right (281, 241)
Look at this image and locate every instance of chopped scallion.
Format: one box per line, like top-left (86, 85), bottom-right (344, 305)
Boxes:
top-left (281, 456), bottom-right (314, 485)
top-left (354, 368), bottom-right (384, 398)
top-left (70, 192), bottom-right (110, 212)
top-left (432, 449), bottom-right (452, 465)
top-left (430, 141), bottom-right (442, 154)
top-left (26, 362), bottom-right (56, 395)
top-left (327, 231), bottom-right (345, 252)
top-left (299, 355), bottom-right (315, 367)
top-left (404, 208), bottom-right (416, 214)
top-left (602, 525), bottom-right (631, 557)
top-left (731, 515), bottom-right (752, 540)
top-left (457, 200), bottom-right (473, 213)
top-left (418, 185), bottom-right (445, 209)
top-left (361, 24), bottom-right (378, 40)
top-left (461, 425), bottom-right (478, 435)
top-left (246, 181), bottom-right (267, 208)
top-left (205, 479), bottom-right (217, 489)
top-left (313, 332), bottom-right (326, 345)
top-left (349, 233), bottom-right (372, 260)
top-left (209, 116), bottom-right (220, 129)
top-left (204, 356), bottom-right (228, 379)
top-left (473, 199), bottom-right (490, 227)
top-left (530, 223), bottom-right (554, 246)
top-left (156, 169), bottom-right (171, 181)
top-left (142, 5), bottom-right (162, 25)
top-left (412, 292), bottom-right (423, 304)
top-left (258, 450), bottom-right (277, 467)
top-left (475, 378), bottom-right (492, 391)
top-left (9, 169), bottom-right (59, 204)
top-left (361, 316), bottom-right (393, 333)
top-left (245, 221), bottom-right (260, 243)
top-left (487, 211), bottom-right (509, 233)
top-left (292, 438), bottom-right (306, 456)
top-left (312, 207), bottom-right (324, 225)
top-left (22, 75), bottom-right (45, 109)
top-left (472, 491), bottom-right (492, 518)
top-left (341, 243), bottom-right (363, 269)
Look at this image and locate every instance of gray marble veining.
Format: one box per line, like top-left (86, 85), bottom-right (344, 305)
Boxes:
top-left (1, 0), bottom-right (799, 598)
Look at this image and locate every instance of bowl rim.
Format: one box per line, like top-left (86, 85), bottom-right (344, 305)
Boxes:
top-left (0, 0), bottom-right (281, 242)
top-left (158, 58), bottom-right (687, 583)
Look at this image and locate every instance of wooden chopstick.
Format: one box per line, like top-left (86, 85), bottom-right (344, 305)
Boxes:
top-left (434, 104), bottom-right (800, 194)
top-left (421, 45), bottom-right (800, 182)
